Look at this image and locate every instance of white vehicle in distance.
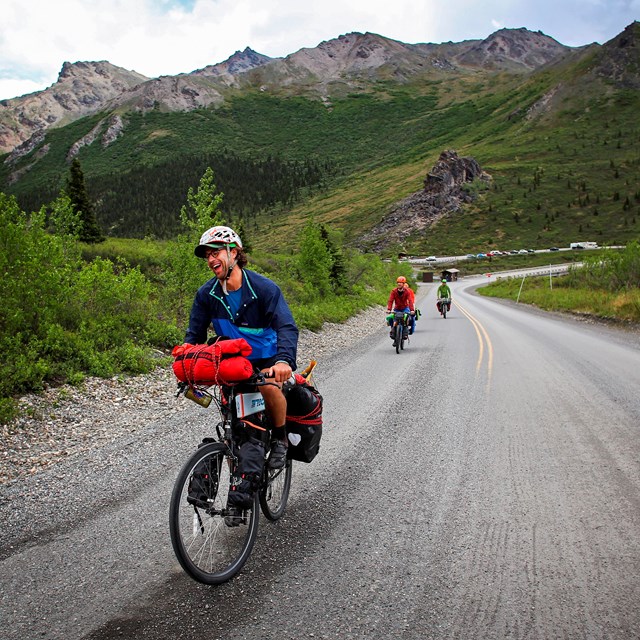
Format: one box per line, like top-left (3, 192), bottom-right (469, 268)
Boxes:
top-left (570, 242), bottom-right (598, 250)
top-left (426, 256), bottom-right (437, 262)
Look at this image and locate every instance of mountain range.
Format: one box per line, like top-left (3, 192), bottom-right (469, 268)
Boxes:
top-left (0, 27), bottom-right (587, 155)
top-left (1, 22), bottom-right (638, 254)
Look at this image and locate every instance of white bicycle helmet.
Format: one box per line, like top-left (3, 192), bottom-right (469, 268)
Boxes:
top-left (195, 225), bottom-right (243, 258)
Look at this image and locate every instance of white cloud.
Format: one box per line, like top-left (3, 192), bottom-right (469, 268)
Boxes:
top-left (0, 0), bottom-right (637, 100)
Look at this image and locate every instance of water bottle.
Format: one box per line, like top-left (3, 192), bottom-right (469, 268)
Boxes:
top-left (185, 386), bottom-right (212, 408)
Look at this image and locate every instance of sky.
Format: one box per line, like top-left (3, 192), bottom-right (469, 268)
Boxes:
top-left (1, 0), bottom-right (638, 101)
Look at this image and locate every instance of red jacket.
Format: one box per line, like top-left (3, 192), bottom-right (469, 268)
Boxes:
top-left (387, 287), bottom-right (415, 312)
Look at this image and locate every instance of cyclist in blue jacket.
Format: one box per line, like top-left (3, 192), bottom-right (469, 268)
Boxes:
top-left (185, 225), bottom-right (299, 522)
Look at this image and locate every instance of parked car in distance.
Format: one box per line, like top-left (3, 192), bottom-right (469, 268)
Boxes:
top-left (549, 247), bottom-right (559, 251)
top-left (426, 256), bottom-right (437, 262)
top-left (477, 253), bottom-right (487, 258)
top-left (466, 254), bottom-right (477, 259)
top-left (527, 249), bottom-right (535, 253)
top-left (518, 249), bottom-right (528, 254)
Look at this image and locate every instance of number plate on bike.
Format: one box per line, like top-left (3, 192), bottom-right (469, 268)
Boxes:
top-left (235, 392), bottom-right (265, 418)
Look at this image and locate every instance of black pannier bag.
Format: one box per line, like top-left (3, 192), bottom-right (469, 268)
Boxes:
top-left (188, 456), bottom-right (218, 509)
top-left (227, 435), bottom-right (266, 508)
top-left (285, 382), bottom-right (323, 463)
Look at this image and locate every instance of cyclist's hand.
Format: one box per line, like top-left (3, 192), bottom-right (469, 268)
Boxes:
top-left (268, 361), bottom-right (292, 383)
top-left (410, 310), bottom-right (415, 315)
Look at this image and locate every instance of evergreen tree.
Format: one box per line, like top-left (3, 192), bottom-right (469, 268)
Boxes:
top-left (320, 224), bottom-right (346, 291)
top-left (298, 222), bottom-right (332, 298)
top-left (167, 167), bottom-right (226, 327)
top-left (235, 219), bottom-right (252, 254)
top-left (66, 159), bottom-right (104, 243)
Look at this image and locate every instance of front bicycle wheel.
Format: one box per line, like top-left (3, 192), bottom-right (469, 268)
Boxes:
top-left (169, 442), bottom-right (259, 585)
top-left (394, 324), bottom-right (401, 354)
top-left (260, 459), bottom-right (292, 521)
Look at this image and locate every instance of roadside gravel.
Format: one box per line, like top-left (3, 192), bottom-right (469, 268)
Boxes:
top-left (0, 305), bottom-right (386, 486)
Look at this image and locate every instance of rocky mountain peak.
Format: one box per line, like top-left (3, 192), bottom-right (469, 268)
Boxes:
top-left (278, 30), bottom-right (424, 82)
top-left (456, 27), bottom-right (569, 71)
top-left (190, 47), bottom-right (272, 77)
top-left (55, 60), bottom-right (148, 87)
top-left (592, 21), bottom-right (640, 88)
top-left (0, 61), bottom-right (148, 154)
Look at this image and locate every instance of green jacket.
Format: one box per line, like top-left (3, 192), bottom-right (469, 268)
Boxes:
top-left (437, 284), bottom-right (451, 299)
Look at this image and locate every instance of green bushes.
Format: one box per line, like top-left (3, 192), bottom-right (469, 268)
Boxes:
top-left (0, 193), bottom-right (180, 422)
top-left (0, 178), bottom-right (408, 423)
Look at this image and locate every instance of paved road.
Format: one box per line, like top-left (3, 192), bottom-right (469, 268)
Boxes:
top-left (1, 281), bottom-right (639, 639)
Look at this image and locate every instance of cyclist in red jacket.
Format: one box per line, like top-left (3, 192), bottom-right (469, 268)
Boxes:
top-left (387, 276), bottom-right (416, 337)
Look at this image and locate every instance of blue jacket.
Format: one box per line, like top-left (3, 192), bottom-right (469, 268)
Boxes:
top-left (185, 268), bottom-right (298, 369)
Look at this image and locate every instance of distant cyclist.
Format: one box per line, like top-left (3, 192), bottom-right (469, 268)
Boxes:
top-left (436, 278), bottom-right (452, 314)
top-left (387, 276), bottom-right (416, 336)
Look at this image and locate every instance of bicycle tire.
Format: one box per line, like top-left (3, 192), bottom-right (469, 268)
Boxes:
top-left (169, 442), bottom-right (259, 585)
top-left (260, 458), bottom-right (292, 520)
top-left (443, 305), bottom-right (447, 319)
top-left (394, 324), bottom-right (401, 354)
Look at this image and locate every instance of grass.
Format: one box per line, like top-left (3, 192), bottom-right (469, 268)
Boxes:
top-left (478, 275), bottom-right (640, 324)
top-left (477, 244), bottom-right (640, 324)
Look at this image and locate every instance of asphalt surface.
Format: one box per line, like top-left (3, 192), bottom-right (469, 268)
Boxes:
top-left (2, 280), bottom-right (639, 640)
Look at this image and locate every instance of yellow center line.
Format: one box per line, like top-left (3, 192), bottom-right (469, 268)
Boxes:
top-left (452, 300), bottom-right (484, 373)
top-left (453, 299), bottom-right (493, 392)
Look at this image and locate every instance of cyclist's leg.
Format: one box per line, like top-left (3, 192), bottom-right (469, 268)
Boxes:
top-left (256, 359), bottom-right (288, 469)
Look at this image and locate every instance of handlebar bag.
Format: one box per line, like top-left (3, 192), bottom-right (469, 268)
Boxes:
top-left (285, 382), bottom-right (323, 463)
top-left (172, 338), bottom-right (254, 385)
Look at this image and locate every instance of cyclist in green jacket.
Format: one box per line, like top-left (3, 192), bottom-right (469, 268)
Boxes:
top-left (436, 278), bottom-right (452, 314)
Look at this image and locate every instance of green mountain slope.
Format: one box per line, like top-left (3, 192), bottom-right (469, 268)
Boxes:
top-left (1, 24), bottom-right (638, 253)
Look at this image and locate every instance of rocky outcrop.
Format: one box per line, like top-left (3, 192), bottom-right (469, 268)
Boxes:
top-left (102, 114), bottom-right (125, 147)
top-left (106, 74), bottom-right (225, 113)
top-left (360, 150), bottom-right (491, 251)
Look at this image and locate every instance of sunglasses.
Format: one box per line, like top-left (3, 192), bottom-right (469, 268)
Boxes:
top-left (204, 247), bottom-right (226, 259)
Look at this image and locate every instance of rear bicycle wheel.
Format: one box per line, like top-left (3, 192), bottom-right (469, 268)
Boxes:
top-left (260, 458), bottom-right (292, 520)
top-left (169, 442), bottom-right (259, 584)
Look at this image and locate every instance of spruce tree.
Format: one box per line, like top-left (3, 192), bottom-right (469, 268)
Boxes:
top-left (66, 159), bottom-right (104, 243)
top-left (235, 219), bottom-right (252, 254)
top-left (320, 224), bottom-right (346, 291)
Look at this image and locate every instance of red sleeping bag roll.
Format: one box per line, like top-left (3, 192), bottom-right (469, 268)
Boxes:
top-left (172, 338), bottom-right (254, 385)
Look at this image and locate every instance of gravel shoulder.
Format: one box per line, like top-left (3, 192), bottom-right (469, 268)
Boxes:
top-left (0, 305), bottom-right (386, 487)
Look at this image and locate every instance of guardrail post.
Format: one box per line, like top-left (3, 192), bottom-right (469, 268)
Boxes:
top-left (516, 274), bottom-right (526, 303)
